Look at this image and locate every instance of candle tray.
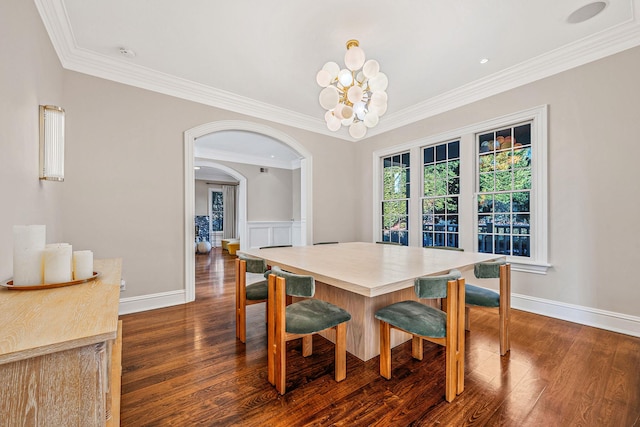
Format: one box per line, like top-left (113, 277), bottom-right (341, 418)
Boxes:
top-left (2, 272), bottom-right (100, 290)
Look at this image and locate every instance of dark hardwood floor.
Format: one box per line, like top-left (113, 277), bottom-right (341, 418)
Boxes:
top-left (119, 248), bottom-right (640, 426)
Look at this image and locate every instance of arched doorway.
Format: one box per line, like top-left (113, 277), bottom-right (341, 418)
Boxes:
top-left (184, 120), bottom-right (313, 302)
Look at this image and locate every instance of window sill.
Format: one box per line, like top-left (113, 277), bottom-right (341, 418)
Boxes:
top-left (508, 258), bottom-right (551, 275)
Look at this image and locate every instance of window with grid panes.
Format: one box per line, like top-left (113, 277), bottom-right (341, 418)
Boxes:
top-left (422, 141), bottom-right (460, 248)
top-left (477, 122), bottom-right (532, 257)
top-left (381, 152), bottom-right (410, 245)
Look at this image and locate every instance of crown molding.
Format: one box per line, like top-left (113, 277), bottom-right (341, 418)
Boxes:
top-left (35, 0), bottom-right (640, 142)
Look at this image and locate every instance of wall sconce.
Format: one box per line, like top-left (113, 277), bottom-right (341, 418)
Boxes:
top-left (39, 105), bottom-right (65, 181)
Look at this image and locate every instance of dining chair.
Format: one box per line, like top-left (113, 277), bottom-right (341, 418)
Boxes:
top-left (424, 246), bottom-right (511, 356)
top-left (374, 270), bottom-right (466, 402)
top-left (466, 260), bottom-right (511, 355)
top-left (267, 266), bottom-right (351, 395)
top-left (235, 254), bottom-right (269, 344)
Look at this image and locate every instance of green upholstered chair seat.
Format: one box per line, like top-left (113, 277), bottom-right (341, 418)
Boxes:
top-left (465, 284), bottom-right (499, 307)
top-left (375, 301), bottom-right (446, 338)
top-left (246, 281), bottom-right (268, 301)
top-left (285, 299), bottom-right (352, 335)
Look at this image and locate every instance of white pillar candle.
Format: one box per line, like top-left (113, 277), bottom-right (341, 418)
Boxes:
top-left (43, 244), bottom-right (73, 284)
top-left (13, 225), bottom-right (46, 286)
top-left (73, 250), bottom-right (93, 280)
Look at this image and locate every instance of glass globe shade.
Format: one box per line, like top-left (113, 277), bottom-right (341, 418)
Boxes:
top-left (341, 105), bottom-right (354, 120)
top-left (353, 101), bottom-right (366, 120)
top-left (322, 62), bottom-right (340, 80)
top-left (344, 46), bottom-right (366, 71)
top-left (370, 91), bottom-right (387, 106)
top-left (333, 103), bottom-right (346, 119)
top-left (341, 115), bottom-right (354, 126)
top-left (349, 121), bottom-right (367, 139)
top-left (325, 112), bottom-right (341, 131)
top-left (338, 69), bottom-right (353, 87)
top-left (369, 101), bottom-right (387, 116)
top-left (362, 60), bottom-right (380, 78)
top-left (369, 72), bottom-right (388, 92)
top-left (356, 71), bottom-right (366, 84)
top-left (316, 69), bottom-right (332, 87)
top-left (319, 86), bottom-right (339, 110)
top-left (364, 112), bottom-right (379, 128)
top-left (347, 85), bottom-right (364, 104)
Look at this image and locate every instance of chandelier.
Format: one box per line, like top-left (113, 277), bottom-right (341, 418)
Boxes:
top-left (316, 40), bottom-right (388, 139)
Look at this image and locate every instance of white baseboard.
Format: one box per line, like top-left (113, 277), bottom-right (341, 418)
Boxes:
top-left (512, 293), bottom-right (640, 338)
top-left (118, 290), bottom-right (187, 315)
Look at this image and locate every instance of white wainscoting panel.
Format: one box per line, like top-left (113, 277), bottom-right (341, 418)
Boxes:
top-left (247, 221), bottom-right (300, 249)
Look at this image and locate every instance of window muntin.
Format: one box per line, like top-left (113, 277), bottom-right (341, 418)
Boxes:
top-left (381, 152), bottom-right (410, 245)
top-left (477, 123), bottom-right (532, 257)
top-left (422, 140), bottom-right (460, 248)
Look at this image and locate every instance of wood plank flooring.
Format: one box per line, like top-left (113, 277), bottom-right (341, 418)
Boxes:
top-left (119, 248), bottom-right (640, 426)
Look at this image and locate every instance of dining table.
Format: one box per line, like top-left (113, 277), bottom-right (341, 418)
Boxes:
top-left (241, 242), bottom-right (503, 361)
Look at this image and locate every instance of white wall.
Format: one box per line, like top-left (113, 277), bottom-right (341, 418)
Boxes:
top-left (356, 46), bottom-right (640, 324)
top-left (0, 0), bottom-right (65, 281)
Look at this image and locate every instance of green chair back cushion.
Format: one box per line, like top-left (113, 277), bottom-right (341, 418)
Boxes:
top-left (474, 260), bottom-right (506, 279)
top-left (413, 269), bottom-right (462, 299)
top-left (270, 266), bottom-right (315, 297)
top-left (239, 254), bottom-right (267, 274)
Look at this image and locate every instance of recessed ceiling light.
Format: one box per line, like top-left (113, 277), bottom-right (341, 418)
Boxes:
top-left (194, 166), bottom-right (200, 170)
top-left (119, 47), bottom-right (136, 58)
top-left (567, 2), bottom-right (607, 24)
top-left (480, 58), bottom-right (489, 64)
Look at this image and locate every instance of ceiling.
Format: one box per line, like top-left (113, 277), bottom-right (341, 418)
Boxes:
top-left (36, 0), bottom-right (640, 141)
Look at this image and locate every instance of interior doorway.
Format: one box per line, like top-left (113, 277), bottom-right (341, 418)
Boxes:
top-left (184, 120), bottom-right (313, 302)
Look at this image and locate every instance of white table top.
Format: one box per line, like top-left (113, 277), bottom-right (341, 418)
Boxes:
top-left (241, 242), bottom-right (502, 297)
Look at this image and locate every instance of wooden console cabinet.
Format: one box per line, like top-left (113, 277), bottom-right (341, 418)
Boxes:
top-left (0, 258), bottom-right (122, 426)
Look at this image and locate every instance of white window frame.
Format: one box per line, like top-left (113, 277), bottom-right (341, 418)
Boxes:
top-left (372, 105), bottom-right (549, 274)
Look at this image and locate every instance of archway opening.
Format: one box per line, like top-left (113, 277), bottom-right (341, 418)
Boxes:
top-left (184, 120), bottom-right (313, 302)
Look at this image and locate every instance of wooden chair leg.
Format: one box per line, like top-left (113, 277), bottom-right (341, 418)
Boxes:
top-left (267, 274), bottom-right (275, 386)
top-left (411, 335), bottom-right (423, 360)
top-left (274, 276), bottom-right (287, 395)
top-left (302, 335), bottom-right (313, 357)
top-left (499, 264), bottom-right (511, 356)
top-left (334, 322), bottom-right (347, 382)
top-left (444, 278), bottom-right (458, 403)
top-left (379, 321), bottom-right (392, 380)
top-left (236, 259), bottom-right (247, 343)
top-left (456, 278), bottom-right (465, 395)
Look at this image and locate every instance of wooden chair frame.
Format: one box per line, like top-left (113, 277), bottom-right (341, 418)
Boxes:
top-left (465, 263), bottom-right (511, 355)
top-left (267, 274), bottom-right (347, 395)
top-left (379, 277), bottom-right (466, 403)
top-left (235, 258), bottom-right (267, 344)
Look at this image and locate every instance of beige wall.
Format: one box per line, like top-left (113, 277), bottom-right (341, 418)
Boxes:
top-left (356, 46), bottom-right (640, 317)
top-left (58, 70), bottom-right (356, 297)
top-left (209, 161), bottom-right (296, 222)
top-left (0, 0), bottom-right (65, 280)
